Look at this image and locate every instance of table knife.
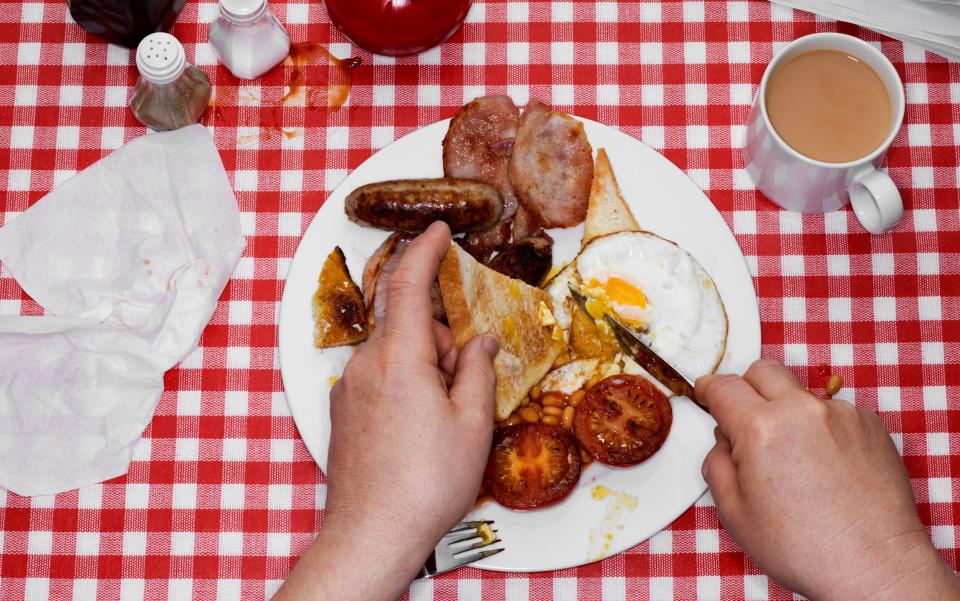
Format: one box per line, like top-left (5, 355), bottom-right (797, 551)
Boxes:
top-left (567, 282), bottom-right (708, 414)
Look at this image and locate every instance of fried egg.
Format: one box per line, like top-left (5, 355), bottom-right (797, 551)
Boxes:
top-left (548, 231), bottom-right (727, 381)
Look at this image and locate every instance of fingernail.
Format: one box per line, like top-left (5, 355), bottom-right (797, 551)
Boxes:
top-left (481, 334), bottom-right (499, 358)
top-left (426, 221), bottom-right (447, 234)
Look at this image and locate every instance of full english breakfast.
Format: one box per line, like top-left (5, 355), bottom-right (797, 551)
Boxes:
top-left (311, 96), bottom-right (728, 509)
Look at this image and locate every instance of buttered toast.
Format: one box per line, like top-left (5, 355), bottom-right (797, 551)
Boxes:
top-left (581, 148), bottom-right (640, 247)
top-left (312, 246), bottom-right (370, 348)
top-left (439, 244), bottom-right (564, 420)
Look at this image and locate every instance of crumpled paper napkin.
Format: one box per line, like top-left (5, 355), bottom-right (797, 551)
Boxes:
top-left (0, 125), bottom-right (245, 496)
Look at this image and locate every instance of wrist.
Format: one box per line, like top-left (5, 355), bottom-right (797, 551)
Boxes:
top-left (276, 505), bottom-right (437, 601)
top-left (816, 531), bottom-right (958, 601)
top-left (312, 509), bottom-right (435, 600)
top-left (870, 539), bottom-right (960, 601)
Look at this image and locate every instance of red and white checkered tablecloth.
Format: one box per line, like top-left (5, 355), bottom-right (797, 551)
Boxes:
top-left (0, 0), bottom-right (957, 599)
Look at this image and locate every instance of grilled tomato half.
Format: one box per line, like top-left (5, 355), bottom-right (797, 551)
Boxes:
top-left (573, 374), bottom-right (673, 466)
top-left (484, 423), bottom-right (581, 509)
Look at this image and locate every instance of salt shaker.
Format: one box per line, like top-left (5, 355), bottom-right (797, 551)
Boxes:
top-left (129, 33), bottom-right (212, 132)
top-left (208, 0), bottom-right (291, 80)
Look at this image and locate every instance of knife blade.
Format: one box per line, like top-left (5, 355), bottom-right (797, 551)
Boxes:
top-left (567, 282), bottom-right (708, 413)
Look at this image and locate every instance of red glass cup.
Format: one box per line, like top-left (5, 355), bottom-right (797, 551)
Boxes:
top-left (324, 0), bottom-right (473, 57)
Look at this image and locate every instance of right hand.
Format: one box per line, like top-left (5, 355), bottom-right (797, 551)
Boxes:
top-left (697, 359), bottom-right (960, 601)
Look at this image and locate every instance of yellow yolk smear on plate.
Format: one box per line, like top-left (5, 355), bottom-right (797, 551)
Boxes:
top-left (583, 276), bottom-right (647, 334)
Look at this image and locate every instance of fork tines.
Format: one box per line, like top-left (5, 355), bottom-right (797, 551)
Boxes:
top-left (417, 520), bottom-right (505, 579)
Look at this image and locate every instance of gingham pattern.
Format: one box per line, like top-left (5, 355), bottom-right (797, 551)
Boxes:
top-left (1, 1), bottom-right (957, 599)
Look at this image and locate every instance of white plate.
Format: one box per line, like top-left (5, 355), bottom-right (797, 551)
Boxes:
top-left (278, 117), bottom-right (761, 572)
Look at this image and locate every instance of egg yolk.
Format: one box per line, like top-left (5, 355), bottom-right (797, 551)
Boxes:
top-left (589, 277), bottom-right (647, 309)
top-left (581, 277), bottom-right (648, 336)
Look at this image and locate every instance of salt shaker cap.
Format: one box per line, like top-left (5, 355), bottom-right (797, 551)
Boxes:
top-left (219, 0), bottom-right (268, 24)
top-left (136, 33), bottom-right (187, 85)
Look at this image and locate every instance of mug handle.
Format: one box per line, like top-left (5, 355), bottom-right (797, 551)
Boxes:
top-left (848, 166), bottom-right (903, 234)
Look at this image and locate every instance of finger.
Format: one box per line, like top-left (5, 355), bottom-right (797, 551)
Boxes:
top-left (433, 320), bottom-right (458, 376)
top-left (449, 335), bottom-right (499, 421)
top-left (742, 358), bottom-right (808, 401)
top-left (713, 426), bottom-right (732, 452)
top-left (702, 429), bottom-right (740, 512)
top-left (695, 373), bottom-right (766, 444)
top-left (381, 222), bottom-right (452, 359)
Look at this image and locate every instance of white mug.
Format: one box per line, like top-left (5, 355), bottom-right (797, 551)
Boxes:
top-left (743, 33), bottom-right (906, 234)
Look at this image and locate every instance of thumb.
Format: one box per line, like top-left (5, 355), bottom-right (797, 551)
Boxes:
top-left (449, 334), bottom-right (499, 420)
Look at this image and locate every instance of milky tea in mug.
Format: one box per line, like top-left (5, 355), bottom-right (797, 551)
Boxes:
top-left (765, 49), bottom-right (892, 164)
top-left (743, 33), bottom-right (906, 234)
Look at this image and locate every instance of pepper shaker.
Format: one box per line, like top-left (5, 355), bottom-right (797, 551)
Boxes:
top-left (129, 33), bottom-right (212, 131)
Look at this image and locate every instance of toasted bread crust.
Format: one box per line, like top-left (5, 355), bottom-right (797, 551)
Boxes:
top-left (582, 149), bottom-right (640, 248)
top-left (313, 246), bottom-right (370, 348)
top-left (439, 247), bottom-right (476, 347)
top-left (439, 244), bottom-right (563, 420)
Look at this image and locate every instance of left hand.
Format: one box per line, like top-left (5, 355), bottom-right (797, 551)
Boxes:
top-left (275, 221), bottom-right (499, 601)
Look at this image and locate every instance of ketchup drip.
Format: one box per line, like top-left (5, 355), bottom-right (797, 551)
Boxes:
top-left (203, 42), bottom-right (361, 140)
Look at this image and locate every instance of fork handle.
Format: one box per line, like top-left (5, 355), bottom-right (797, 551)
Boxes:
top-left (416, 554), bottom-right (438, 579)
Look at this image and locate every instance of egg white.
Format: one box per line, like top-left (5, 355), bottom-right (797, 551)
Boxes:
top-left (550, 231), bottom-right (727, 381)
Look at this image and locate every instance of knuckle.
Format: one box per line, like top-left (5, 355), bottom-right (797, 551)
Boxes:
top-left (827, 397), bottom-right (856, 416)
top-left (745, 412), bottom-right (781, 448)
top-left (464, 402), bottom-right (494, 429)
top-left (702, 445), bottom-right (721, 471)
top-left (384, 269), bottom-right (417, 299)
top-left (701, 374), bottom-right (742, 398)
top-left (857, 406), bottom-right (886, 429)
top-left (744, 357), bottom-right (779, 380)
top-left (807, 397), bottom-right (831, 421)
top-left (471, 353), bottom-right (497, 387)
top-left (330, 380), bottom-right (345, 400)
top-left (750, 357), bottom-right (780, 371)
top-left (340, 360), bottom-right (362, 383)
top-left (379, 356), bottom-right (408, 383)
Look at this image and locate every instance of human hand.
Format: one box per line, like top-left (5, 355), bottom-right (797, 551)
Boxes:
top-left (697, 359), bottom-right (959, 601)
top-left (276, 222), bottom-right (498, 601)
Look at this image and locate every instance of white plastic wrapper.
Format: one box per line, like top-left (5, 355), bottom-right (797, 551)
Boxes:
top-left (772, 0), bottom-right (960, 61)
top-left (0, 125), bottom-right (245, 496)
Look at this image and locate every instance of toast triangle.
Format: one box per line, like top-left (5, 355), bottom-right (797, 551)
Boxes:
top-left (439, 244), bottom-right (563, 420)
top-left (582, 148), bottom-right (640, 247)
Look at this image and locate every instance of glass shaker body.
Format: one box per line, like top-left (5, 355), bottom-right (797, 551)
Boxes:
top-left (68, 0), bottom-right (186, 48)
top-left (129, 33), bottom-right (212, 131)
top-left (130, 67), bottom-right (211, 131)
top-left (208, 0), bottom-right (291, 80)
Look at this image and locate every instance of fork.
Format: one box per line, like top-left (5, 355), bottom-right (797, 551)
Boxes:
top-left (415, 520), bottom-right (504, 579)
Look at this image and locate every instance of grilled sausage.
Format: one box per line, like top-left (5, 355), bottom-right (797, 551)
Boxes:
top-left (345, 178), bottom-right (503, 233)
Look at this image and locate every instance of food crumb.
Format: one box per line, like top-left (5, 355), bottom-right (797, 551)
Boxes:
top-left (826, 373), bottom-right (843, 397)
top-left (143, 258), bottom-right (151, 265)
top-left (328, 375), bottom-right (340, 388)
top-left (591, 484), bottom-right (611, 501)
top-left (476, 522), bottom-right (496, 545)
